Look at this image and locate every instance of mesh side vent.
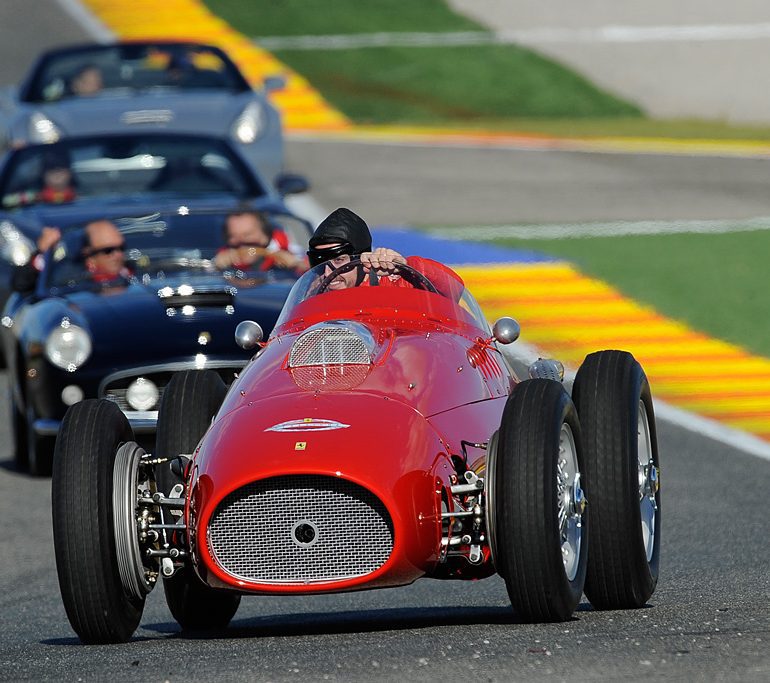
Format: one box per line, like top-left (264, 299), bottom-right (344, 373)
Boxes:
top-left (208, 475), bottom-right (393, 584)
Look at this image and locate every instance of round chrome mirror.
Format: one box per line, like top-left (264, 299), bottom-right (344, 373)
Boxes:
top-left (492, 317), bottom-right (520, 345)
top-left (234, 320), bottom-right (263, 350)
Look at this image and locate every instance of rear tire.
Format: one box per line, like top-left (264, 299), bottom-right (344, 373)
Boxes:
top-left (52, 399), bottom-right (143, 643)
top-left (572, 350), bottom-right (661, 610)
top-left (494, 379), bottom-right (588, 622)
top-left (155, 370), bottom-right (240, 631)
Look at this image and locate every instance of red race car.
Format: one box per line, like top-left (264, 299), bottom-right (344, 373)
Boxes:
top-left (51, 258), bottom-right (661, 644)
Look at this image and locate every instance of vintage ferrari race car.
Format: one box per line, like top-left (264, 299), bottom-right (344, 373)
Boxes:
top-left (52, 258), bottom-right (661, 643)
top-left (0, 41), bottom-right (285, 183)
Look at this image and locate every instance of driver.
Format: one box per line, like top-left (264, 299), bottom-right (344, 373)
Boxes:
top-left (308, 207), bottom-right (464, 299)
top-left (307, 207), bottom-right (408, 290)
top-left (214, 209), bottom-right (306, 273)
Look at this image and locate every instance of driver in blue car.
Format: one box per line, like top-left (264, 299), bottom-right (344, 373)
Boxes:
top-left (307, 207), bottom-right (464, 299)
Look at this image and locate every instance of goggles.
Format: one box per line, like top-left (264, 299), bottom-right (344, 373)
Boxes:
top-left (88, 242), bottom-right (125, 257)
top-left (307, 242), bottom-right (356, 268)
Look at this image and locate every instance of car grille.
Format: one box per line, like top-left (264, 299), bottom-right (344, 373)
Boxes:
top-left (289, 324), bottom-right (372, 367)
top-left (208, 475), bottom-right (394, 584)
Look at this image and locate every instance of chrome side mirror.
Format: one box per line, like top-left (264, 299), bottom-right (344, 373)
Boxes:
top-left (235, 320), bottom-right (263, 350)
top-left (491, 317), bottom-right (520, 345)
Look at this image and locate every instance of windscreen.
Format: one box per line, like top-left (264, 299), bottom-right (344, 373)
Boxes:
top-left (24, 43), bottom-right (249, 102)
top-left (0, 135), bottom-right (263, 209)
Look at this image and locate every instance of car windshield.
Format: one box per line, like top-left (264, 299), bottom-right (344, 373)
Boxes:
top-left (23, 43), bottom-right (249, 102)
top-left (42, 212), bottom-right (306, 292)
top-left (0, 135), bottom-right (263, 209)
top-left (273, 258), bottom-right (489, 334)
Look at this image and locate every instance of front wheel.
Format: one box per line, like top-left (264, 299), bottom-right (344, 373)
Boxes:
top-left (493, 379), bottom-right (588, 622)
top-left (572, 350), bottom-right (661, 610)
top-left (52, 399), bottom-right (144, 644)
top-left (155, 369), bottom-right (240, 631)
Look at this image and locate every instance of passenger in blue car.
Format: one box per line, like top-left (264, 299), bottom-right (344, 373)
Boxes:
top-left (82, 220), bottom-right (131, 283)
top-left (12, 219), bottom-right (129, 293)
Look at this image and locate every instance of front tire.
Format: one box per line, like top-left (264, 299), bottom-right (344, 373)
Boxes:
top-left (572, 350), bottom-right (661, 610)
top-left (52, 399), bottom-right (144, 644)
top-left (155, 370), bottom-right (240, 631)
top-left (494, 379), bottom-right (588, 622)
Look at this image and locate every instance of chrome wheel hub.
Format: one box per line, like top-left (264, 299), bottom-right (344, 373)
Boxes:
top-left (637, 400), bottom-right (658, 562)
top-left (556, 423), bottom-right (584, 581)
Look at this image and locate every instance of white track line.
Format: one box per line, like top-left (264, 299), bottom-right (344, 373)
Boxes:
top-left (433, 216), bottom-right (770, 240)
top-left (255, 24), bottom-right (770, 50)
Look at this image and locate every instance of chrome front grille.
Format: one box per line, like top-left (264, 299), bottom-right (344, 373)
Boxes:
top-left (208, 475), bottom-right (394, 584)
top-left (288, 322), bottom-right (373, 367)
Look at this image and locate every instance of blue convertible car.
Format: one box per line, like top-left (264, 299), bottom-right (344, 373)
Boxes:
top-left (2, 207), bottom-right (311, 476)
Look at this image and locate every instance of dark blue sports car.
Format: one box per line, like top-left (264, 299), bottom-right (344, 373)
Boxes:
top-left (1, 205), bottom-right (311, 476)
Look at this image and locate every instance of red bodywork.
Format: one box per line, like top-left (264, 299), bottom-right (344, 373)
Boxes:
top-left (185, 281), bottom-right (518, 594)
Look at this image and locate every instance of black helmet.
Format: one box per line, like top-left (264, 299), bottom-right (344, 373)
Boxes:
top-left (307, 208), bottom-right (371, 267)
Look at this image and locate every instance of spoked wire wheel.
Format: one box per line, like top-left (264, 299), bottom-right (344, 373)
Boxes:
top-left (493, 379), bottom-right (588, 622)
top-left (637, 400), bottom-right (659, 562)
top-left (556, 423), bottom-right (585, 582)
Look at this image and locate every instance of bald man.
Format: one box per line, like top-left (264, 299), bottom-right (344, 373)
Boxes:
top-left (83, 219), bottom-right (128, 282)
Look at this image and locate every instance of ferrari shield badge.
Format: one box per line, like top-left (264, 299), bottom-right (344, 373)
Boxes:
top-left (265, 418), bottom-right (351, 432)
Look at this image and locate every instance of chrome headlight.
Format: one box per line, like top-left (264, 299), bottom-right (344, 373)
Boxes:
top-left (45, 322), bottom-right (92, 371)
top-left (28, 111), bottom-right (61, 144)
top-left (231, 102), bottom-right (264, 143)
top-left (126, 377), bottom-right (159, 411)
top-left (0, 221), bottom-right (35, 266)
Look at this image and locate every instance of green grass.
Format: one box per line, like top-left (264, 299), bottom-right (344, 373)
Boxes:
top-left (206, 0), bottom-right (483, 36)
top-left (206, 0), bottom-right (642, 123)
top-left (271, 46), bottom-right (640, 123)
top-left (488, 230), bottom-right (770, 357)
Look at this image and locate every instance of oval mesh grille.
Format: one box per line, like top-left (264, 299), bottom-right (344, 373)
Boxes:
top-left (289, 326), bottom-right (370, 367)
top-left (207, 475), bottom-right (394, 584)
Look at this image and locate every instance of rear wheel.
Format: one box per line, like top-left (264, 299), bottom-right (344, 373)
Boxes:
top-left (572, 350), bottom-right (661, 610)
top-left (155, 370), bottom-right (240, 631)
top-left (52, 399), bottom-right (144, 643)
top-left (494, 379), bottom-right (588, 622)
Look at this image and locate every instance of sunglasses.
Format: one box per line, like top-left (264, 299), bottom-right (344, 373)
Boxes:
top-left (88, 243), bottom-right (125, 256)
top-left (307, 242), bottom-right (355, 268)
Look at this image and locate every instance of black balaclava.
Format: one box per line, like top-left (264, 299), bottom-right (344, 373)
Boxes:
top-left (308, 208), bottom-right (372, 259)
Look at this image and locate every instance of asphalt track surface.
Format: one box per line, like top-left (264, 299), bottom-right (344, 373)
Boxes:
top-left (3, 4), bottom-right (770, 681)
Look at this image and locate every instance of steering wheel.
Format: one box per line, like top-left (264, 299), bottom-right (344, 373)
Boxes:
top-left (316, 257), bottom-right (439, 294)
